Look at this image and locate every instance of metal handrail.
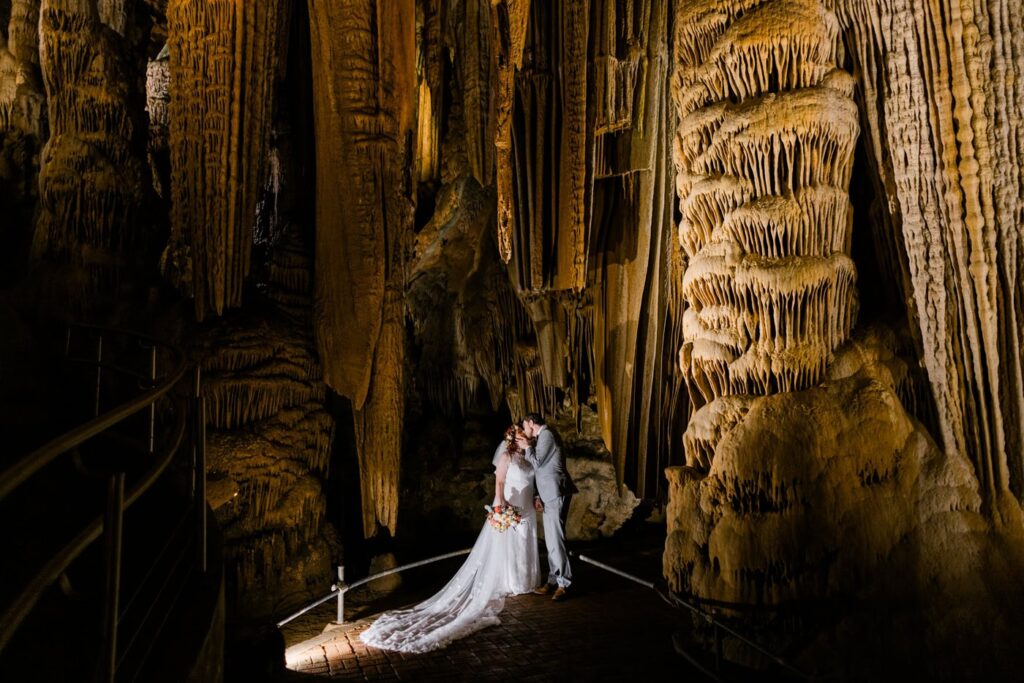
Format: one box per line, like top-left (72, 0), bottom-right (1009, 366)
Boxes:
top-left (0, 323), bottom-right (201, 683)
top-left (0, 406), bottom-right (187, 652)
top-left (0, 325), bottom-right (186, 500)
top-left (573, 553), bottom-right (811, 680)
top-left (276, 548), bottom-right (473, 628)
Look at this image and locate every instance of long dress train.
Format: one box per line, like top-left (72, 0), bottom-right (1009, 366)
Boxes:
top-left (359, 446), bottom-right (540, 653)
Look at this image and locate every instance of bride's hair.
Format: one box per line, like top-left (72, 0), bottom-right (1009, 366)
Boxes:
top-left (503, 425), bottom-right (525, 459)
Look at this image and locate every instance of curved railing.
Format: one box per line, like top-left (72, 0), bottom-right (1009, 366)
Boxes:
top-left (0, 323), bottom-right (208, 682)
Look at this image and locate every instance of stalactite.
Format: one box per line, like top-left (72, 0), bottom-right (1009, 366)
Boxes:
top-left (591, 0), bottom-right (674, 492)
top-left (354, 287), bottom-right (406, 538)
top-left (447, 0), bottom-right (494, 188)
top-left (164, 0), bottom-right (284, 320)
top-left (308, 0), bottom-right (415, 537)
top-left (555, 0), bottom-right (591, 292)
top-left (491, 0), bottom-right (529, 262)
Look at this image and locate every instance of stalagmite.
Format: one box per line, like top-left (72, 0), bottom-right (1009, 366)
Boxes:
top-left (163, 0), bottom-right (285, 319)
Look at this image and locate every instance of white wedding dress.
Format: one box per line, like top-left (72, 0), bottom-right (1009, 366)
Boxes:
top-left (360, 447), bottom-right (541, 653)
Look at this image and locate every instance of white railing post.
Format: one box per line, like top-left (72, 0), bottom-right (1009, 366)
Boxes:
top-left (335, 566), bottom-right (346, 624)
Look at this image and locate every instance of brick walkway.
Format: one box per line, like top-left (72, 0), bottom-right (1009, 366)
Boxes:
top-left (282, 551), bottom-right (699, 681)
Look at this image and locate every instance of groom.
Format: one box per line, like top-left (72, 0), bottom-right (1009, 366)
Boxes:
top-left (518, 413), bottom-right (577, 601)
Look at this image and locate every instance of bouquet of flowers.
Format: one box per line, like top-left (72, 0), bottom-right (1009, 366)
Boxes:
top-left (485, 503), bottom-right (523, 532)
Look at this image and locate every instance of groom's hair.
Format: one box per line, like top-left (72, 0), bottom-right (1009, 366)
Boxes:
top-left (523, 412), bottom-right (545, 426)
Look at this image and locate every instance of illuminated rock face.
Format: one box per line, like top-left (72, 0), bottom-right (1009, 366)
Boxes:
top-left (35, 0), bottom-right (147, 278)
top-left (673, 0), bottom-right (859, 407)
top-left (163, 0), bottom-right (285, 320)
top-left (665, 1), bottom-right (1024, 671)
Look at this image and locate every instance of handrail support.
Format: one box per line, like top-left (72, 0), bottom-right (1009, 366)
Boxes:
top-left (100, 472), bottom-right (125, 683)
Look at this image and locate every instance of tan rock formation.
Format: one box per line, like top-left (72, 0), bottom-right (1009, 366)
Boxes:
top-left (201, 225), bottom-right (336, 617)
top-left (34, 0), bottom-right (147, 275)
top-left (163, 0), bottom-right (285, 319)
top-left (828, 0), bottom-right (1024, 523)
top-left (673, 0), bottom-right (860, 408)
top-left (307, 0), bottom-right (417, 537)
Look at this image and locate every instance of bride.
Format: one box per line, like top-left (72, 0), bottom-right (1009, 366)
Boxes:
top-left (360, 425), bottom-right (541, 653)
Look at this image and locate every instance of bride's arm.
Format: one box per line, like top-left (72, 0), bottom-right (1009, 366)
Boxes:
top-left (494, 453), bottom-right (510, 506)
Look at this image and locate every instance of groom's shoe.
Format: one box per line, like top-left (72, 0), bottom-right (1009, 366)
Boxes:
top-left (532, 584), bottom-right (554, 596)
top-left (551, 587), bottom-right (568, 602)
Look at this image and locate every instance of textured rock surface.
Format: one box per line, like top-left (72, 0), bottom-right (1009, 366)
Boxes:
top-left (667, 329), bottom-right (1023, 675)
top-left (35, 0), bottom-right (148, 283)
top-left (665, 1), bottom-right (1024, 673)
top-left (828, 0), bottom-right (1024, 523)
top-left (673, 0), bottom-right (859, 407)
top-left (306, 0), bottom-right (416, 538)
top-left (201, 225), bottom-right (337, 618)
top-left (163, 0), bottom-right (285, 319)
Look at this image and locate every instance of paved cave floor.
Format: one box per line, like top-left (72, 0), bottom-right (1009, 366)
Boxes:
top-left (276, 523), bottom-right (709, 681)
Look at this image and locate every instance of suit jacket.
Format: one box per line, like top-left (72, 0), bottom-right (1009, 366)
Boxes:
top-left (525, 426), bottom-right (577, 502)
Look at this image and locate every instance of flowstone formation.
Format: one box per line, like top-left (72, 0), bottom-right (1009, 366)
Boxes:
top-left (827, 0), bottom-right (1024, 523)
top-left (163, 0), bottom-right (285, 320)
top-left (201, 226), bottom-right (337, 618)
top-left (666, 0), bottom-right (1024, 674)
top-left (34, 0), bottom-right (148, 289)
top-left (674, 0), bottom-right (859, 405)
top-left (666, 329), bottom-right (1020, 676)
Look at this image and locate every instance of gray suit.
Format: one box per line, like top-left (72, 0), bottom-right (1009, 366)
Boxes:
top-left (525, 426), bottom-right (577, 588)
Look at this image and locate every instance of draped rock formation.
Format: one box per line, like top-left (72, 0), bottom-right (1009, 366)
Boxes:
top-left (202, 225), bottom-right (336, 617)
top-left (34, 0), bottom-right (147, 283)
top-left (307, 0), bottom-right (416, 537)
top-left (163, 0), bottom-right (284, 320)
top-left (665, 0), bottom-right (1024, 673)
top-left (828, 0), bottom-right (1024, 524)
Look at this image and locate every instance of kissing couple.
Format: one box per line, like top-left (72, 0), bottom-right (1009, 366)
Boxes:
top-left (360, 413), bottom-right (578, 654)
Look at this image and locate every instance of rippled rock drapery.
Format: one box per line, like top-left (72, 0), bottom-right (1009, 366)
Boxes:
top-left (827, 0), bottom-right (1024, 525)
top-left (665, 0), bottom-right (1024, 674)
top-left (307, 0), bottom-right (416, 537)
top-left (34, 0), bottom-right (148, 286)
top-left (163, 0), bottom-right (285, 320)
top-left (202, 226), bottom-right (337, 617)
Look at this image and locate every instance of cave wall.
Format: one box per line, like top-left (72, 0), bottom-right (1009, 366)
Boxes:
top-left (664, 0), bottom-right (1024, 675)
top-left (828, 0), bottom-right (1024, 522)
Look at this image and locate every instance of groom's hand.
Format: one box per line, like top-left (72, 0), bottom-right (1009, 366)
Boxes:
top-left (516, 435), bottom-right (530, 449)
top-left (534, 498), bottom-right (544, 512)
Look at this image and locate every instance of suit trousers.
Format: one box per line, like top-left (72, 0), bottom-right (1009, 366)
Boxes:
top-left (541, 494), bottom-right (572, 588)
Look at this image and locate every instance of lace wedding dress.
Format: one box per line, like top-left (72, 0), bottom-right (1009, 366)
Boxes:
top-left (360, 446), bottom-right (540, 653)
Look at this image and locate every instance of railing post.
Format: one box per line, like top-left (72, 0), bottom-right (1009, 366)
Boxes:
top-left (712, 608), bottom-right (722, 674)
top-left (194, 366), bottom-right (207, 574)
top-left (148, 345), bottom-right (157, 454)
top-left (336, 566), bottom-right (345, 624)
top-left (100, 472), bottom-right (125, 683)
top-left (94, 335), bottom-right (104, 417)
